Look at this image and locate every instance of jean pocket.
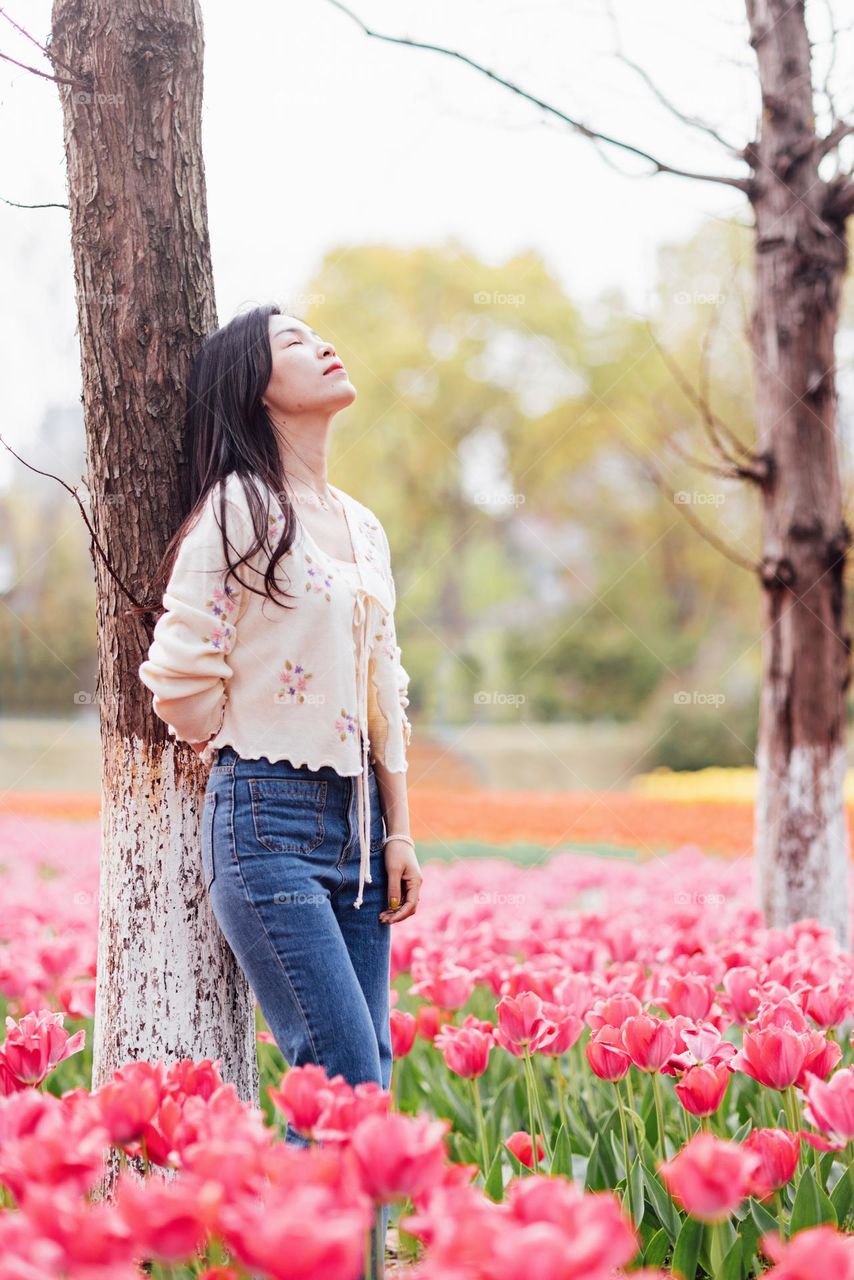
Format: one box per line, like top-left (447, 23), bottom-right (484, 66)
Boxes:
top-left (248, 777), bottom-right (327, 853)
top-left (201, 790), bottom-right (217, 890)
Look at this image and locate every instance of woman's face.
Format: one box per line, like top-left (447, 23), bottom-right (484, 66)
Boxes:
top-left (262, 315), bottom-right (356, 417)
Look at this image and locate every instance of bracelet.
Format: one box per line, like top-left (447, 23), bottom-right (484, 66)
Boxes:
top-left (383, 832), bottom-right (415, 849)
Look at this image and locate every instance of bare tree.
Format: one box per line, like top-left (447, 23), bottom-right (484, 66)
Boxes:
top-left (328, 0), bottom-right (854, 943)
top-left (43, 0), bottom-right (258, 1185)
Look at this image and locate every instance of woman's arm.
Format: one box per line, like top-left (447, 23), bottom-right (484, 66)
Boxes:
top-left (139, 482), bottom-right (253, 746)
top-left (375, 761), bottom-right (421, 925)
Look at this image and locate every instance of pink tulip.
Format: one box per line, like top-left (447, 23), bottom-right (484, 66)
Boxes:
top-left (658, 974), bottom-right (716, 1021)
top-left (802, 1066), bottom-right (854, 1147)
top-left (92, 1060), bottom-right (166, 1145)
top-left (505, 1129), bottom-right (545, 1169)
top-left (796, 1030), bottom-right (842, 1087)
top-left (218, 1181), bottom-right (371, 1280)
top-left (409, 962), bottom-right (476, 1010)
top-left (495, 992), bottom-right (558, 1057)
top-left (720, 967), bottom-right (762, 1024)
top-left (731, 1024), bottom-right (809, 1090)
top-left (622, 1014), bottom-right (676, 1072)
top-left (390, 1009), bottom-right (417, 1058)
top-left (1, 1010), bottom-right (85, 1086)
top-left (434, 1024), bottom-right (492, 1078)
top-left (114, 1172), bottom-right (213, 1260)
top-left (674, 1062), bottom-right (731, 1117)
top-left (586, 1026), bottom-right (631, 1081)
top-left (267, 1062), bottom-right (350, 1138)
top-left (313, 1080), bottom-right (391, 1144)
top-left (806, 980), bottom-right (851, 1029)
top-left (760, 1224), bottom-right (854, 1278)
top-left (744, 1128), bottom-right (800, 1200)
top-left (586, 992), bottom-right (643, 1031)
top-left (539, 1002), bottom-right (585, 1055)
top-left (659, 1133), bottom-right (760, 1222)
top-left (501, 1177), bottom-right (638, 1276)
top-left (348, 1111), bottom-right (450, 1203)
top-left (415, 1003), bottom-right (454, 1042)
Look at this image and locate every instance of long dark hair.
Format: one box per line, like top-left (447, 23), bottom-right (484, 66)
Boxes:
top-left (134, 303), bottom-right (301, 626)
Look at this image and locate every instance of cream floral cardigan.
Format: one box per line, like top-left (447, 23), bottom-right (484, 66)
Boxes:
top-left (138, 471), bottom-right (412, 909)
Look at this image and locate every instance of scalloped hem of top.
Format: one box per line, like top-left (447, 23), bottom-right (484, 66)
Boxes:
top-left (206, 741), bottom-right (409, 774)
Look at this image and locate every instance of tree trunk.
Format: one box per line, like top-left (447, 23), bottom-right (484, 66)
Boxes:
top-left (746, 0), bottom-right (851, 944)
top-left (49, 0), bottom-right (258, 1182)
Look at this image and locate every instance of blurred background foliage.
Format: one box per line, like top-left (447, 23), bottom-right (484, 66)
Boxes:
top-left (4, 217), bottom-right (854, 775)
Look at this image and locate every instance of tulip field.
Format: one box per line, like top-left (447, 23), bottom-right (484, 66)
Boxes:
top-left (1, 804), bottom-right (854, 1278)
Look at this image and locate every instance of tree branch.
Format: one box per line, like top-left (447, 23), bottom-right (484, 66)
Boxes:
top-left (645, 322), bottom-right (767, 482)
top-left (815, 119), bottom-right (854, 161)
top-left (1, 194), bottom-right (68, 209)
top-left (639, 453), bottom-right (760, 573)
top-left (604, 0), bottom-right (744, 157)
top-left (325, 0), bottom-right (754, 193)
top-left (0, 5), bottom-right (81, 82)
top-left (0, 435), bottom-right (151, 615)
top-left (0, 46), bottom-right (78, 83)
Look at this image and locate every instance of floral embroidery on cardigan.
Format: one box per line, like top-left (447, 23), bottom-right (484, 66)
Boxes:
top-left (275, 660), bottom-right (314, 704)
top-left (335, 708), bottom-right (357, 741)
top-left (201, 583), bottom-right (239, 651)
top-left (304, 553), bottom-right (333, 602)
top-left (358, 517), bottom-right (381, 566)
top-left (372, 611), bottom-right (396, 662)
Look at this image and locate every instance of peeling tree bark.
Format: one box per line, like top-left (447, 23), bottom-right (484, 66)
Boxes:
top-left (746, 0), bottom-right (852, 944)
top-left (49, 0), bottom-right (258, 1188)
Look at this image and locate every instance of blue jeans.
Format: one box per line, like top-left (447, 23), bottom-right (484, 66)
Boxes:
top-left (202, 744), bottom-right (392, 1277)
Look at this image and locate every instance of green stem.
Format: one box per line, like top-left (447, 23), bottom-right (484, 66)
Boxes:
top-left (615, 1080), bottom-right (633, 1224)
top-left (524, 1049), bottom-right (552, 1161)
top-left (784, 1086), bottom-right (804, 1178)
top-left (681, 1105), bottom-right (692, 1143)
top-left (774, 1189), bottom-right (786, 1232)
top-left (470, 1076), bottom-right (490, 1175)
top-left (625, 1069), bottom-right (637, 1116)
top-left (522, 1050), bottom-right (540, 1173)
top-left (553, 1060), bottom-right (569, 1134)
top-left (651, 1070), bottom-right (667, 1163)
top-left (364, 1209), bottom-right (374, 1280)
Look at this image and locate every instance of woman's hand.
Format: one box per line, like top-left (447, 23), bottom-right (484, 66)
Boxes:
top-left (379, 838), bottom-right (422, 924)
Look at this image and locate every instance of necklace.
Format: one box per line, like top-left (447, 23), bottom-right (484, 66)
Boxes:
top-left (288, 473), bottom-right (334, 511)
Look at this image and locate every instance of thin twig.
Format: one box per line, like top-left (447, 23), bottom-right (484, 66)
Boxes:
top-left (0, 435), bottom-right (150, 613)
top-left (325, 0), bottom-right (753, 193)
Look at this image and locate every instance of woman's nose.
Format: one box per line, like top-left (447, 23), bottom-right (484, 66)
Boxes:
top-left (319, 342), bottom-right (335, 359)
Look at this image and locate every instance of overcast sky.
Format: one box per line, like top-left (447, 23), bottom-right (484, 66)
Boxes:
top-left (0, 0), bottom-right (850, 488)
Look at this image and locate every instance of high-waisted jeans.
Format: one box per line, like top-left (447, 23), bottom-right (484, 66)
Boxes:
top-left (202, 744), bottom-right (392, 1276)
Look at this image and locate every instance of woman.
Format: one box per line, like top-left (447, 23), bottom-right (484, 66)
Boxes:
top-left (138, 303), bottom-right (421, 1276)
